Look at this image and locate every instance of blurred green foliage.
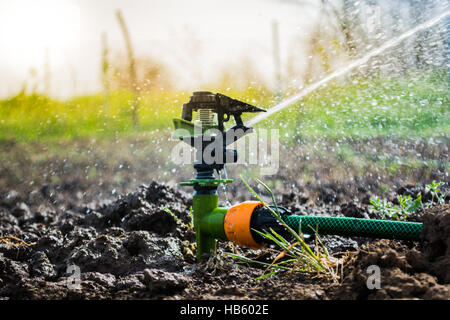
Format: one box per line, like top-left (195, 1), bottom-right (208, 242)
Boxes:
top-left (262, 70), bottom-right (449, 140)
top-left (0, 71), bottom-right (448, 142)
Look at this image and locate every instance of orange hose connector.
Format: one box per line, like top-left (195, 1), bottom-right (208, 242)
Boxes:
top-left (224, 201), bottom-right (263, 249)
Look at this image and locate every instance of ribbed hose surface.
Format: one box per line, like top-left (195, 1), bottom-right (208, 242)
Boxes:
top-left (282, 216), bottom-right (422, 240)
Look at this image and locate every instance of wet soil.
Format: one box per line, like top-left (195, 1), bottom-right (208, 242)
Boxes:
top-left (0, 137), bottom-right (448, 300)
top-left (1, 176), bottom-right (449, 300)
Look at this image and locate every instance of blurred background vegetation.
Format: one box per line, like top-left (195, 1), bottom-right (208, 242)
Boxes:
top-left (0, 0), bottom-right (448, 197)
top-left (0, 0), bottom-right (447, 142)
top-left (0, 70), bottom-right (447, 142)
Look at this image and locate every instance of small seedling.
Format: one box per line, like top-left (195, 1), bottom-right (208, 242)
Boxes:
top-left (369, 194), bottom-right (422, 221)
top-left (370, 181), bottom-right (446, 219)
top-left (397, 194), bottom-right (423, 217)
top-left (369, 196), bottom-right (395, 219)
top-left (425, 181), bottom-right (445, 207)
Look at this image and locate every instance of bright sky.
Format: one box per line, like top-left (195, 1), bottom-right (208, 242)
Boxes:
top-left (0, 0), bottom-right (319, 98)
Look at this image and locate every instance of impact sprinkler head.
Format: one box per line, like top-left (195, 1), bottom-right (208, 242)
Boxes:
top-left (173, 91), bottom-right (266, 173)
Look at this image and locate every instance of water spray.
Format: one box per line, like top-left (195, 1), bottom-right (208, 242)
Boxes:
top-left (173, 92), bottom-right (423, 261)
top-left (245, 10), bottom-right (450, 127)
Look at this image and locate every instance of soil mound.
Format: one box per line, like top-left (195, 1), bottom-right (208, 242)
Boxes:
top-left (334, 204), bottom-right (450, 299)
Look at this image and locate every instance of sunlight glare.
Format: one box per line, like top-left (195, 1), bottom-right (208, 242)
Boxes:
top-left (0, 0), bottom-right (81, 64)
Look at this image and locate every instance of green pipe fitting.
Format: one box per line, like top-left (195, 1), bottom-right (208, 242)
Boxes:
top-left (192, 193), bottom-right (228, 261)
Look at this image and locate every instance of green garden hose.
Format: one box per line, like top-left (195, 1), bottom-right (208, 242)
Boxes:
top-left (282, 215), bottom-right (422, 241)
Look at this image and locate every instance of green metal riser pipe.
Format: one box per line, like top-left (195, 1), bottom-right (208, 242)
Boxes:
top-left (192, 193), bottom-right (228, 261)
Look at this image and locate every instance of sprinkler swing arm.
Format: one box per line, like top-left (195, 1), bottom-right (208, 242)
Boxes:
top-left (173, 92), bottom-right (423, 262)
